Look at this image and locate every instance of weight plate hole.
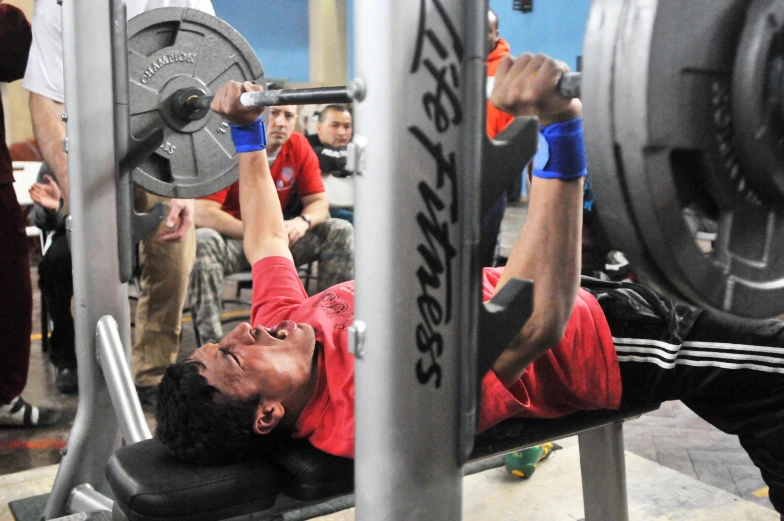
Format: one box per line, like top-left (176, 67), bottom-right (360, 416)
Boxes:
top-left (147, 154), bottom-right (173, 184)
top-left (671, 149), bottom-right (720, 253)
top-left (129, 21), bottom-right (180, 57)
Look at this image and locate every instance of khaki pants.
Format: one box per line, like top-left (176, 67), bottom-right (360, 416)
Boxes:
top-left (130, 189), bottom-right (196, 388)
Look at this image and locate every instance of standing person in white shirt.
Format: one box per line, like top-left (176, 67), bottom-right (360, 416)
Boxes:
top-left (22, 0), bottom-right (214, 401)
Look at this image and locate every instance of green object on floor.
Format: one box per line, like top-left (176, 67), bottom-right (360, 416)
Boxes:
top-left (505, 442), bottom-right (559, 479)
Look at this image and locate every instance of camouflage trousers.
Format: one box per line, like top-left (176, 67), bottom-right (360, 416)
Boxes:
top-left (188, 218), bottom-right (354, 343)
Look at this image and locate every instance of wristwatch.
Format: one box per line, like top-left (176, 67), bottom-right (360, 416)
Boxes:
top-left (298, 214), bottom-right (312, 228)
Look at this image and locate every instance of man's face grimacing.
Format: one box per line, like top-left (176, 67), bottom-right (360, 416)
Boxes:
top-left (266, 105), bottom-right (299, 149)
top-left (317, 108), bottom-right (353, 147)
top-left (188, 320), bottom-right (316, 434)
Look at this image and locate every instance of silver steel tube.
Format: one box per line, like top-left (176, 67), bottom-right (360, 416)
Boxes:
top-left (185, 80), bottom-right (367, 112)
top-left (44, 0), bottom-right (129, 517)
top-left (353, 0), bottom-right (468, 519)
top-left (578, 423), bottom-right (630, 521)
top-left (67, 484), bottom-right (113, 515)
top-left (457, 0), bottom-right (490, 464)
top-left (557, 72), bottom-right (582, 98)
top-left (96, 316), bottom-right (152, 444)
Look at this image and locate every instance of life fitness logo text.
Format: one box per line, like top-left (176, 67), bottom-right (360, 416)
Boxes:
top-left (409, 0), bottom-right (461, 389)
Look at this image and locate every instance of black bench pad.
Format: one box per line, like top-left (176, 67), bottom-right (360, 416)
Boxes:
top-left (108, 403), bottom-right (660, 521)
top-left (106, 438), bottom-right (280, 521)
top-left (472, 402), bottom-right (661, 459)
top-left (270, 439), bottom-right (354, 501)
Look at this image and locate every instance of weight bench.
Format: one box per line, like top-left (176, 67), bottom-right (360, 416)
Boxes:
top-left (106, 403), bottom-right (660, 521)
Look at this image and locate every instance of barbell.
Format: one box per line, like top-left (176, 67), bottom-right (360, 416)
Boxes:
top-left (126, 6), bottom-right (576, 200)
top-left (123, 2), bottom-right (784, 317)
top-left (126, 8), bottom-right (364, 199)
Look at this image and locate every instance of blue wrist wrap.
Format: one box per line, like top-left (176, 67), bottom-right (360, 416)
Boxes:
top-left (533, 118), bottom-right (587, 180)
top-left (230, 119), bottom-right (267, 153)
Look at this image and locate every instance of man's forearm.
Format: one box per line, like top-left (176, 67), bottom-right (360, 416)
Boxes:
top-left (238, 151), bottom-right (289, 262)
top-left (29, 93), bottom-right (69, 201)
top-left (194, 204), bottom-right (244, 240)
top-left (300, 197), bottom-right (329, 227)
top-left (492, 176), bottom-right (584, 386)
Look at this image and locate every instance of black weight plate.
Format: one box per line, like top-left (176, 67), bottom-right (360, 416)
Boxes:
top-left (732, 0), bottom-right (784, 204)
top-left (584, 0), bottom-right (784, 318)
top-left (128, 7), bottom-right (265, 199)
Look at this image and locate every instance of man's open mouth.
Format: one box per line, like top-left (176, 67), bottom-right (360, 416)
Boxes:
top-left (256, 320), bottom-right (296, 340)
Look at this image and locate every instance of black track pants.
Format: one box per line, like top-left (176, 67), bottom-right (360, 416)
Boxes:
top-left (595, 285), bottom-right (784, 514)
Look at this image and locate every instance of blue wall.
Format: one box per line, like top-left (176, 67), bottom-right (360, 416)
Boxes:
top-left (213, 1), bottom-right (590, 83)
top-left (347, 1), bottom-right (589, 78)
top-left (214, 0), bottom-right (310, 83)
top-left (489, 0), bottom-right (591, 70)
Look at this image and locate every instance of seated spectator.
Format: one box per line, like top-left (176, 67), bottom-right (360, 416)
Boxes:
top-left (29, 165), bottom-right (77, 394)
top-left (307, 105), bottom-right (354, 223)
top-left (188, 103), bottom-right (354, 344)
top-left (306, 104), bottom-right (352, 149)
top-left (160, 62), bottom-right (784, 517)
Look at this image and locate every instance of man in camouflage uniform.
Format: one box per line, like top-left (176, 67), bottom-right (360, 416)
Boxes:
top-left (189, 104), bottom-right (354, 344)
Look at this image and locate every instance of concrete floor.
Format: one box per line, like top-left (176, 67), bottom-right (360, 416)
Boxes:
top-left (0, 202), bottom-right (778, 519)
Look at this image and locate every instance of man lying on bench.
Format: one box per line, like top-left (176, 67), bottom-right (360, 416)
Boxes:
top-left (156, 53), bottom-right (784, 516)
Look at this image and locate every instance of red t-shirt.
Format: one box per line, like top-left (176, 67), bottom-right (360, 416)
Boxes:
top-left (251, 258), bottom-right (622, 459)
top-left (202, 132), bottom-right (324, 218)
top-left (251, 256), bottom-right (356, 458)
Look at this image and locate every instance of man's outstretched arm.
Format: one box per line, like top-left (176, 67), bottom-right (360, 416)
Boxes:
top-left (210, 81), bottom-right (291, 265)
top-left (489, 53), bottom-right (585, 387)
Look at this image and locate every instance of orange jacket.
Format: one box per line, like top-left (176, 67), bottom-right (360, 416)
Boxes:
top-left (486, 38), bottom-right (515, 139)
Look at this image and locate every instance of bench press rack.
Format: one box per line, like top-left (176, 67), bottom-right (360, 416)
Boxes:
top-left (44, 0), bottom-right (660, 520)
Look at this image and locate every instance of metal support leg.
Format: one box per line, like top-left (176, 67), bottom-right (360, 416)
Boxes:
top-left (352, 1), bottom-right (535, 518)
top-left (352, 1), bottom-right (469, 519)
top-left (578, 423), bottom-right (630, 521)
top-left (96, 316), bottom-right (152, 444)
top-left (67, 484), bottom-right (113, 515)
top-left (44, 0), bottom-right (130, 517)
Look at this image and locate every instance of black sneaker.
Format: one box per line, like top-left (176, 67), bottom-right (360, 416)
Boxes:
top-left (0, 396), bottom-right (60, 427)
top-left (56, 367), bottom-right (79, 395)
top-left (604, 250), bottom-right (630, 274)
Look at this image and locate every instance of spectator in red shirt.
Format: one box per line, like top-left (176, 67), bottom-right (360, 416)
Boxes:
top-left (0, 1), bottom-right (59, 426)
top-left (157, 57), bottom-right (784, 517)
top-left (188, 104), bottom-right (354, 344)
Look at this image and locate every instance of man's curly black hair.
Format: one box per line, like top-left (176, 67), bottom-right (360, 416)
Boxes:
top-left (155, 361), bottom-right (286, 464)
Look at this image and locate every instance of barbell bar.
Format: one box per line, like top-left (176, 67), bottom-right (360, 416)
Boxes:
top-left (557, 72), bottom-right (582, 99)
top-left (176, 70), bottom-right (569, 122)
top-left (182, 80), bottom-right (366, 113)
